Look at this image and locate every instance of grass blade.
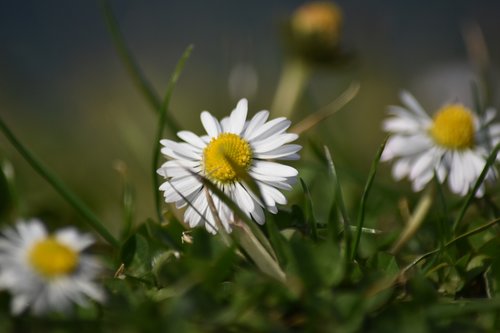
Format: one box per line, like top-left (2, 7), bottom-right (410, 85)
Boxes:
top-left (0, 117), bottom-right (119, 248)
top-left (351, 137), bottom-right (387, 260)
top-left (99, 0), bottom-right (182, 134)
top-left (153, 45), bottom-right (193, 222)
top-left (300, 178), bottom-right (318, 241)
top-left (324, 146), bottom-right (350, 243)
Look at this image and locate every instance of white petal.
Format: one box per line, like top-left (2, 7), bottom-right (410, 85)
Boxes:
top-left (200, 111), bottom-right (222, 138)
top-left (253, 133), bottom-right (298, 153)
top-left (448, 152), bottom-right (466, 195)
top-left (400, 91), bottom-right (428, 118)
top-left (160, 140), bottom-right (201, 161)
top-left (252, 161), bottom-right (298, 178)
top-left (392, 158), bottom-right (411, 180)
top-left (254, 144), bottom-right (302, 160)
top-left (177, 131), bottom-right (207, 149)
top-left (56, 229), bottom-right (94, 251)
top-left (234, 182), bottom-right (255, 213)
top-left (228, 99), bottom-right (248, 134)
top-left (251, 204), bottom-right (266, 224)
top-left (409, 150), bottom-right (436, 181)
top-left (245, 117), bottom-right (290, 142)
top-left (243, 110), bottom-right (269, 138)
top-left (259, 182), bottom-right (287, 206)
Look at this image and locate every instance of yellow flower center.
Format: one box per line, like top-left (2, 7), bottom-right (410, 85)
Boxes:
top-left (203, 133), bottom-right (253, 183)
top-left (430, 104), bottom-right (475, 149)
top-left (292, 1), bottom-right (343, 44)
top-left (29, 238), bottom-right (78, 277)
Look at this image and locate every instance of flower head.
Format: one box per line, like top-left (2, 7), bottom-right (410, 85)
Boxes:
top-left (382, 91), bottom-right (500, 196)
top-left (291, 1), bottom-right (343, 47)
top-left (157, 99), bottom-right (301, 233)
top-left (0, 219), bottom-right (105, 315)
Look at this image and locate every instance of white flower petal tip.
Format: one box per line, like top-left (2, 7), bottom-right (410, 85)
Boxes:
top-left (0, 219), bottom-right (105, 316)
top-left (382, 90), bottom-right (500, 197)
top-left (158, 99), bottom-right (301, 234)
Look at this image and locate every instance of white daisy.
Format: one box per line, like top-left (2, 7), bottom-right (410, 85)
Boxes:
top-left (0, 219), bottom-right (105, 315)
top-left (382, 91), bottom-right (500, 196)
top-left (157, 98), bottom-right (301, 234)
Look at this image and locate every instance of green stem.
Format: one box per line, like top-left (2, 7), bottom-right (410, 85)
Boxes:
top-left (271, 58), bottom-right (310, 118)
top-left (0, 116), bottom-right (119, 248)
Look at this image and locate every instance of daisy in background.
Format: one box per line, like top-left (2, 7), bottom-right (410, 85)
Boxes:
top-left (0, 218), bottom-right (105, 315)
top-left (382, 91), bottom-right (500, 197)
top-left (158, 98), bottom-right (301, 234)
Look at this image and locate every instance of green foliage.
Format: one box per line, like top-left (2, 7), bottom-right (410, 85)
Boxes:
top-left (0, 2), bottom-right (499, 332)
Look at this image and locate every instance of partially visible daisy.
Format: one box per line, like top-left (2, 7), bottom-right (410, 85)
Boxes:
top-left (157, 98), bottom-right (301, 234)
top-left (382, 91), bottom-right (500, 196)
top-left (0, 219), bottom-right (105, 315)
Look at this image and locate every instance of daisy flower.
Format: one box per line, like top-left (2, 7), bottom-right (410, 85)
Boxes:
top-left (157, 98), bottom-right (301, 233)
top-left (382, 91), bottom-right (500, 196)
top-left (0, 219), bottom-right (105, 315)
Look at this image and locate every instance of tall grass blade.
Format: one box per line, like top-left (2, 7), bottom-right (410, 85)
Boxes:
top-left (153, 45), bottom-right (193, 222)
top-left (0, 117), bottom-right (119, 248)
top-left (351, 137), bottom-right (387, 260)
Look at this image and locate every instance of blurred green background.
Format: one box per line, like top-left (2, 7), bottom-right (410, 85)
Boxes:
top-left (1, 0), bottom-right (499, 232)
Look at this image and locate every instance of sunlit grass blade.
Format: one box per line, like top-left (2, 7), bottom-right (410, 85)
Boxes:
top-left (114, 160), bottom-right (135, 240)
top-left (191, 169), bottom-right (285, 282)
top-left (390, 188), bottom-right (433, 254)
top-left (369, 216), bottom-right (500, 297)
top-left (351, 137), bottom-right (387, 261)
top-left (194, 172), bottom-right (277, 260)
top-left (291, 82), bottom-right (360, 135)
top-left (300, 178), bottom-right (318, 241)
top-left (452, 142), bottom-right (500, 234)
top-left (153, 45), bottom-right (193, 222)
top-left (0, 116), bottom-right (119, 248)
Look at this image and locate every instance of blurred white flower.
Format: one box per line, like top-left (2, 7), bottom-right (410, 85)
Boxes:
top-left (382, 91), bottom-right (500, 196)
top-left (0, 219), bottom-right (105, 315)
top-left (158, 98), bottom-right (301, 233)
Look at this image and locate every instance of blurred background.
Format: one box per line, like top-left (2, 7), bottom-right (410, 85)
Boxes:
top-left (1, 0), bottom-right (499, 233)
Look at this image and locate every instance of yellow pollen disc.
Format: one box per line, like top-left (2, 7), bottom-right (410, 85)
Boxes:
top-left (29, 238), bottom-right (78, 277)
top-left (430, 104), bottom-right (475, 149)
top-left (203, 133), bottom-right (253, 183)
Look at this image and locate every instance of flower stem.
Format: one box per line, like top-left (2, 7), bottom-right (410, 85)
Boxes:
top-left (0, 116), bottom-right (119, 248)
top-left (271, 58), bottom-right (310, 118)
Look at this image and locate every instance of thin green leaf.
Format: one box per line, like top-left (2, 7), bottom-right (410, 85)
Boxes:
top-left (153, 45), bottom-right (193, 222)
top-left (324, 146), bottom-right (350, 244)
top-left (352, 137), bottom-right (387, 260)
top-left (0, 117), bottom-right (119, 248)
top-left (300, 178), bottom-right (318, 240)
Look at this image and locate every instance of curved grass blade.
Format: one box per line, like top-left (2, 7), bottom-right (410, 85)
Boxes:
top-left (351, 137), bottom-right (387, 260)
top-left (290, 82), bottom-right (359, 135)
top-left (0, 117), bottom-right (119, 248)
top-left (389, 188), bottom-right (433, 254)
top-left (153, 45), bottom-right (193, 222)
